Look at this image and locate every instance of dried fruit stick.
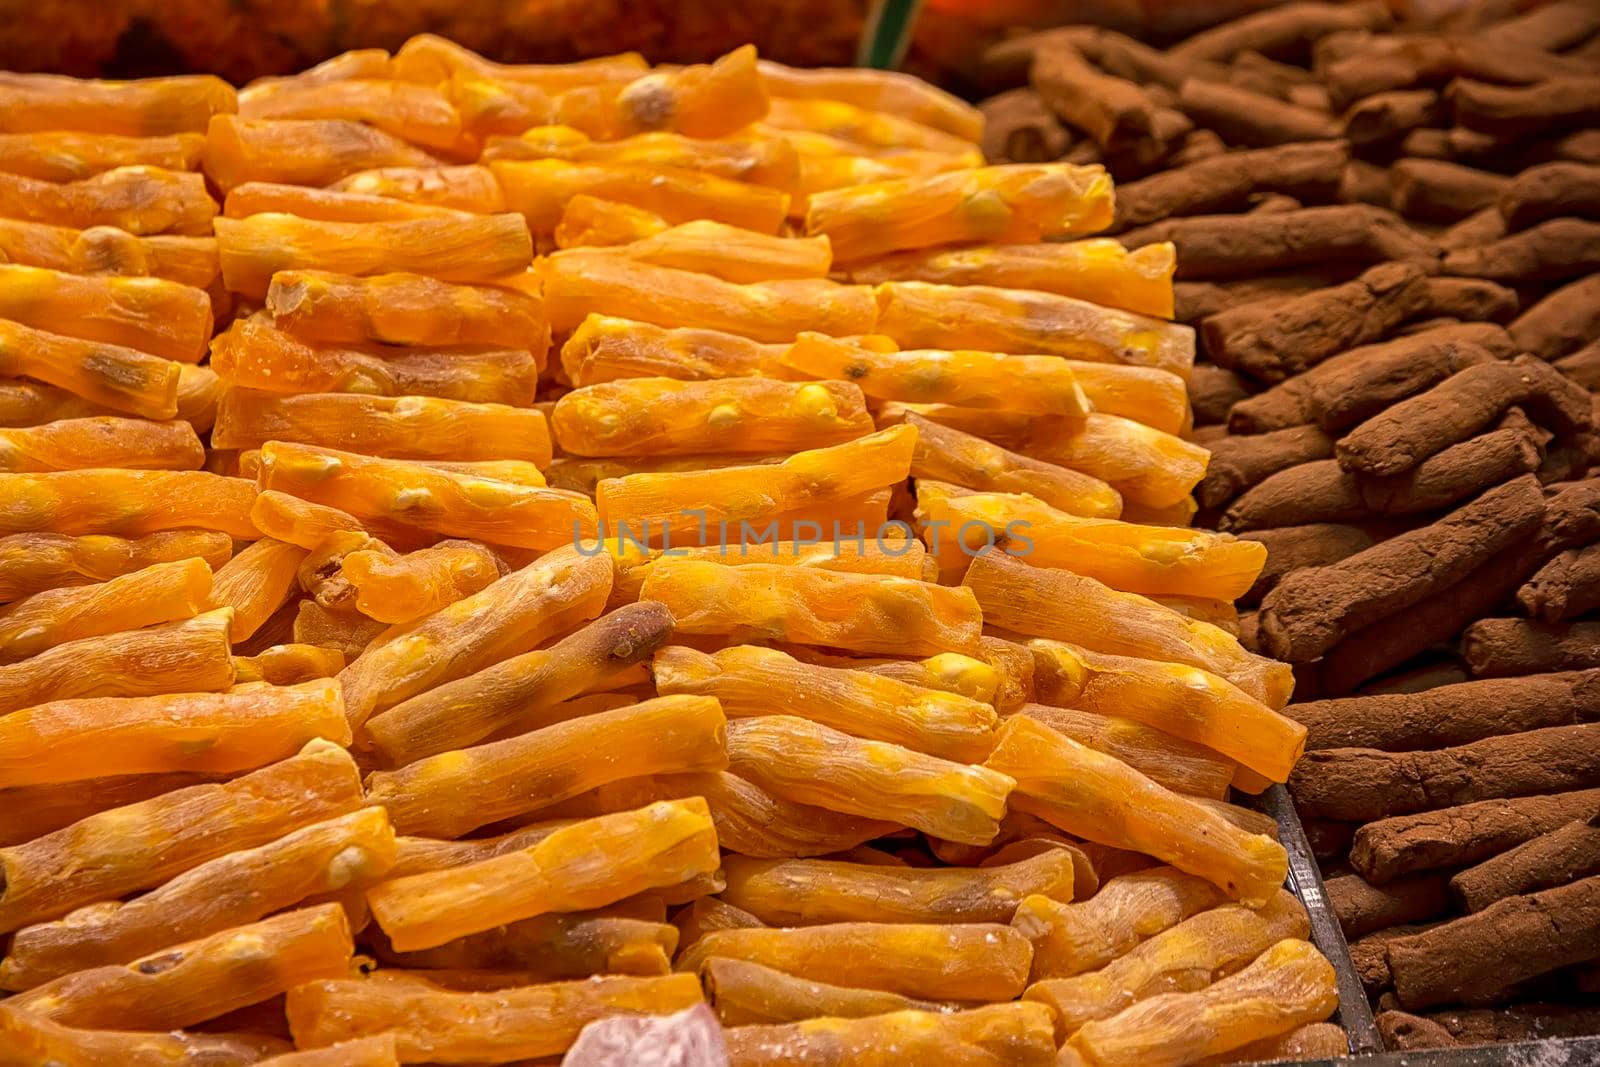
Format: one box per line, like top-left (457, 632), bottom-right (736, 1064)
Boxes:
top-left (365, 601), bottom-right (673, 764)
top-left (1027, 639), bottom-right (1302, 783)
top-left (0, 165), bottom-right (214, 236)
top-left (340, 540), bottom-right (499, 625)
top-left (641, 561), bottom-right (980, 657)
top-left (0, 318), bottom-right (179, 420)
top-left (251, 490), bottom-right (363, 550)
top-left (237, 79), bottom-right (465, 154)
top-left (206, 537), bottom-right (306, 642)
top-left (214, 212), bottom-right (531, 299)
top-left (719, 850), bottom-right (1073, 927)
top-left (726, 714), bottom-right (1012, 846)
top-left (0, 219), bottom-right (214, 287)
top-left (560, 314), bottom-right (792, 385)
top-left (762, 97), bottom-right (980, 158)
top-left (492, 159), bottom-right (788, 237)
top-left (265, 269), bottom-right (545, 350)
top-left (1016, 704), bottom-right (1234, 799)
top-left (0, 556), bottom-right (210, 662)
top-left (549, 454), bottom-right (785, 496)
top-left (725, 1003), bottom-right (1056, 1066)
top-left (286, 972), bottom-right (702, 1061)
top-left (0, 672), bottom-right (354, 788)
top-left (756, 58), bottom-right (982, 141)
top-left (611, 529), bottom-right (925, 603)
top-left (1012, 867), bottom-right (1225, 981)
top-left (783, 334), bottom-right (1088, 416)
top-left (0, 73), bottom-right (234, 136)
top-left (0, 130), bottom-right (204, 181)
top-left (0, 607), bottom-right (233, 721)
top-left (0, 379), bottom-right (106, 427)
top-left (653, 643), bottom-right (997, 761)
top-left (607, 45), bottom-right (768, 139)
top-left (677, 923), bottom-right (1032, 1001)
top-left (1067, 938), bottom-right (1339, 1067)
top-left (500, 128), bottom-right (799, 188)
top-left (9, 903), bottom-right (351, 1029)
top-left (257, 441), bottom-right (595, 550)
top-left (891, 411), bottom-right (1121, 519)
top-left (921, 487), bottom-right (1261, 602)
top-left (590, 220), bottom-right (832, 284)
top-left (873, 281), bottom-right (1194, 378)
top-left (806, 163), bottom-right (1112, 262)
top-left (539, 250), bottom-right (875, 339)
top-left (294, 602), bottom-right (384, 662)
top-left (554, 377), bottom-right (871, 457)
top-left (606, 770), bottom-right (892, 859)
top-left (0, 469), bottom-right (255, 539)
top-left (214, 390), bottom-right (552, 466)
top-left (967, 550), bottom-right (1289, 708)
top-left (988, 717), bottom-right (1287, 903)
top-left (847, 239), bottom-right (1174, 320)
top-left (202, 116), bottom-right (440, 193)
top-left (369, 905), bottom-right (675, 979)
top-left (0, 416), bottom-right (203, 473)
top-left (211, 318), bottom-right (538, 405)
top-left (222, 182), bottom-right (465, 223)
top-left (0, 806), bottom-right (395, 990)
top-left (366, 695), bottom-right (726, 837)
top-left (367, 798), bottom-right (717, 951)
top-left (1025, 891), bottom-right (1310, 1037)
top-left (393, 34), bottom-right (647, 88)
top-left (703, 957), bottom-right (947, 1026)
top-left (0, 773), bottom-right (223, 849)
top-left (235, 643), bottom-right (347, 685)
top-left (337, 543), bottom-right (609, 730)
top-left (0, 1006), bottom-right (290, 1067)
top-left (0, 738), bottom-right (362, 932)
top-left (254, 1035), bottom-right (399, 1067)
top-left (552, 193), bottom-right (671, 246)
top-left (0, 529), bottom-right (229, 603)
top-left (597, 425), bottom-right (912, 542)
top-left (326, 167), bottom-right (501, 215)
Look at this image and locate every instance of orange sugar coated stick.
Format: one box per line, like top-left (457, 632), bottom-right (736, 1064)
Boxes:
top-left (762, 97), bottom-right (980, 158)
top-left (848, 240), bottom-right (1177, 320)
top-left (986, 716), bottom-right (1287, 904)
top-left (491, 159), bottom-right (790, 236)
top-left (316, 166), bottom-right (505, 210)
top-left (0, 317), bottom-right (179, 419)
top-left (211, 317), bottom-right (540, 405)
top-left (553, 377), bottom-right (871, 457)
top-left (393, 34), bottom-right (647, 88)
top-left (367, 798), bottom-right (719, 951)
top-left (757, 58), bottom-right (983, 142)
top-left (874, 280), bottom-right (1194, 379)
top-left (0, 555), bottom-right (211, 662)
top-left (540, 250), bottom-right (875, 338)
top-left (0, 738), bottom-right (363, 933)
top-left (265, 269), bottom-right (548, 351)
top-left (0, 379), bottom-right (109, 428)
top-left (286, 972), bottom-right (703, 1061)
top-left (256, 441), bottom-right (595, 550)
top-left (250, 490), bottom-right (365, 549)
top-left (214, 212), bottom-right (531, 299)
top-left (497, 127), bottom-right (799, 187)
top-left (254, 1034), bottom-right (400, 1066)
top-left (208, 537), bottom-right (307, 641)
top-left (0, 529), bottom-right (231, 602)
top-left (214, 390), bottom-right (553, 465)
top-left (0, 469), bottom-right (256, 538)
top-left (641, 561), bottom-right (982, 657)
top-left (612, 45), bottom-right (769, 139)
top-left (7, 903), bottom-right (353, 1030)
top-left (0, 165), bottom-right (215, 236)
top-left (238, 79), bottom-right (467, 154)
top-left (783, 333), bottom-right (1090, 415)
top-left (0, 607), bottom-right (234, 720)
top-left (363, 695), bottom-right (728, 838)
top-left (341, 540), bottom-right (502, 625)
top-left (725, 1003), bottom-right (1059, 1066)
top-left (202, 115), bottom-right (441, 193)
top-left (0, 73), bottom-right (236, 137)
top-left (587, 220), bottom-right (833, 283)
top-left (338, 543), bottom-right (612, 731)
top-left (1014, 704), bottom-right (1235, 800)
top-left (234, 643), bottom-right (347, 685)
top-left (553, 193), bottom-right (671, 247)
top-left (805, 163), bottom-right (1113, 262)
top-left (0, 217), bottom-right (219, 289)
top-left (0, 130), bottom-right (205, 181)
top-left (0, 806), bottom-right (395, 990)
top-left (964, 549), bottom-right (1293, 709)
top-left (0, 265), bottom-right (216, 364)
top-left (0, 417), bottom-right (204, 472)
top-left (0, 1005), bottom-right (293, 1066)
top-left (559, 314), bottom-right (793, 385)
top-left (222, 181), bottom-right (467, 223)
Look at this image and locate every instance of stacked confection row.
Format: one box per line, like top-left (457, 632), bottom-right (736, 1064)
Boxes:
top-left (0, 37), bottom-right (1335, 1067)
top-left (978, 0), bottom-right (1600, 1051)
